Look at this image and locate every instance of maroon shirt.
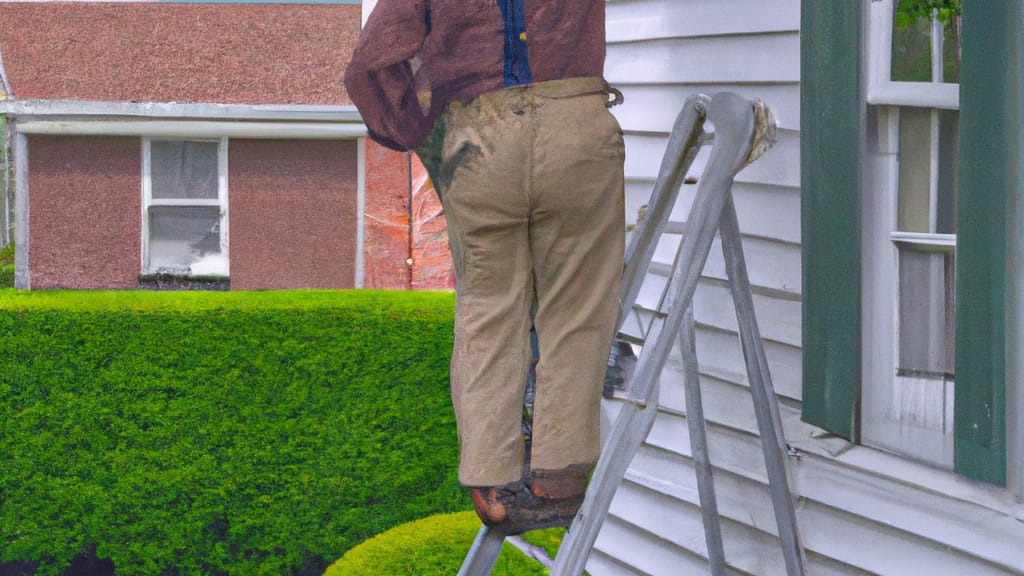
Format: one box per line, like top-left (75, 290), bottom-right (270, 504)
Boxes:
top-left (343, 0), bottom-right (607, 151)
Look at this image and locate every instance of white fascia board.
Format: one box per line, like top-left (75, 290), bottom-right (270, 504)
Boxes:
top-left (0, 100), bottom-right (362, 122)
top-left (15, 120), bottom-right (367, 139)
top-left (0, 100), bottom-right (367, 139)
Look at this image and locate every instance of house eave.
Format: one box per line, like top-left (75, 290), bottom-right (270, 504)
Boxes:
top-left (0, 99), bottom-right (367, 139)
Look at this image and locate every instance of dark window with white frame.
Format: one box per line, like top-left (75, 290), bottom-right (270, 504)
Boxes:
top-left (862, 0), bottom-right (960, 468)
top-left (142, 138), bottom-right (229, 277)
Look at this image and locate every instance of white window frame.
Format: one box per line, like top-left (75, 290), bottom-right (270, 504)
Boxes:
top-left (141, 137), bottom-right (229, 276)
top-left (867, 0), bottom-right (959, 109)
top-left (862, 0), bottom-right (960, 468)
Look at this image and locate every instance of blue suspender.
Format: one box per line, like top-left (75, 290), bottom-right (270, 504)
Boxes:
top-left (497, 0), bottom-right (533, 86)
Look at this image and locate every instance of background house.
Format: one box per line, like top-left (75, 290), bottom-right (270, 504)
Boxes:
top-left (0, 2), bottom-right (453, 291)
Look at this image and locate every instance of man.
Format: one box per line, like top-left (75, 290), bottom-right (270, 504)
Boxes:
top-left (344, 0), bottom-right (624, 535)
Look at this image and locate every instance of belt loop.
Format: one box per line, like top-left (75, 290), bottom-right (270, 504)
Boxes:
top-left (602, 81), bottom-right (624, 108)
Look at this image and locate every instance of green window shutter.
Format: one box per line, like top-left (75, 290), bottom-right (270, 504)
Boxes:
top-left (799, 3), bottom-right (862, 441)
top-left (953, 2), bottom-right (1015, 486)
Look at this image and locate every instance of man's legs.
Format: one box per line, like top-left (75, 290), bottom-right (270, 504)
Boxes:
top-left (440, 79), bottom-right (625, 532)
top-left (441, 89), bottom-right (535, 488)
top-left (528, 88), bottom-right (626, 493)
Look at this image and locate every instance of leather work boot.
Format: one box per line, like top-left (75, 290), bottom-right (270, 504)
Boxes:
top-left (470, 464), bottom-right (590, 535)
top-left (469, 481), bottom-right (584, 535)
top-left (529, 463), bottom-right (592, 499)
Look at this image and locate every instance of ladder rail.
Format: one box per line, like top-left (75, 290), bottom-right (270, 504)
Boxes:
top-left (680, 303), bottom-right (727, 575)
top-left (720, 193), bottom-right (808, 575)
top-left (457, 525), bottom-right (506, 576)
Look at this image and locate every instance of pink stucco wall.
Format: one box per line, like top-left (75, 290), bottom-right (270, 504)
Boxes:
top-left (228, 140), bottom-right (359, 290)
top-left (28, 136), bottom-right (142, 289)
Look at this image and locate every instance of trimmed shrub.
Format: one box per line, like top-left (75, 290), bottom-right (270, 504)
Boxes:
top-left (0, 243), bottom-right (12, 287)
top-left (0, 290), bottom-right (465, 576)
top-left (324, 511), bottom-right (547, 576)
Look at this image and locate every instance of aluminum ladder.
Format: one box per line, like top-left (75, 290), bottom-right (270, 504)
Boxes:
top-left (458, 91), bottom-right (807, 576)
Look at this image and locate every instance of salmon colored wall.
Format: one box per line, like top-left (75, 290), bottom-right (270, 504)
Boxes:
top-left (229, 140), bottom-right (359, 290)
top-left (28, 136), bottom-right (142, 289)
top-left (410, 155), bottom-right (455, 291)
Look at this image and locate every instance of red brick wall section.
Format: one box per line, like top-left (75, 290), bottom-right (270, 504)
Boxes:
top-left (228, 140), bottom-right (358, 290)
top-left (362, 140), bottom-right (413, 290)
top-left (361, 140), bottom-right (455, 291)
top-left (0, 4), bottom-right (359, 105)
top-left (28, 136), bottom-right (142, 289)
top-left (410, 156), bottom-right (455, 290)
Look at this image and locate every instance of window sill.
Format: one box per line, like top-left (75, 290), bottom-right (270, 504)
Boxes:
top-left (137, 273), bottom-right (230, 291)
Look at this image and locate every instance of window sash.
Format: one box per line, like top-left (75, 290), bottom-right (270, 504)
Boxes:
top-left (866, 0), bottom-right (959, 109)
top-left (141, 137), bottom-right (229, 276)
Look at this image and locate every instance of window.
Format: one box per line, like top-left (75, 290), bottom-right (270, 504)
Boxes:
top-left (142, 138), bottom-right (229, 277)
top-left (861, 0), bottom-right (962, 468)
top-left (805, 0), bottom-right (1014, 487)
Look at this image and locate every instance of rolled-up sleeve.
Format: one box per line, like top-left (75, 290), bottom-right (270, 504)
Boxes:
top-left (344, 0), bottom-right (434, 151)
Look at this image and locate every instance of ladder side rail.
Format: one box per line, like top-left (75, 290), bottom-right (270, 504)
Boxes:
top-left (618, 94), bottom-right (711, 325)
top-left (719, 193), bottom-right (808, 576)
top-left (552, 92), bottom-right (757, 576)
top-left (680, 303), bottom-right (728, 575)
top-left (457, 525), bottom-right (508, 576)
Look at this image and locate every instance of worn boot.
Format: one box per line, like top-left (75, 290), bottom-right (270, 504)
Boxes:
top-left (469, 463), bottom-right (590, 535)
top-left (470, 481), bottom-right (583, 535)
top-left (529, 463), bottom-right (592, 499)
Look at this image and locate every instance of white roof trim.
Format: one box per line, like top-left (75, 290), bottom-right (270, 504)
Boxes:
top-left (0, 99), bottom-right (362, 121)
top-left (14, 119), bottom-right (366, 140)
top-left (0, 100), bottom-right (367, 139)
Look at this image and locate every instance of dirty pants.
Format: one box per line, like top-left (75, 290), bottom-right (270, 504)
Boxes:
top-left (439, 77), bottom-right (626, 487)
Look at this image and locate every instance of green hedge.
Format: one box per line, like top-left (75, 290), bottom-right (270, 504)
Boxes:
top-left (0, 243), bottom-right (13, 287)
top-left (325, 511), bottom-right (549, 576)
top-left (0, 289), bottom-right (466, 576)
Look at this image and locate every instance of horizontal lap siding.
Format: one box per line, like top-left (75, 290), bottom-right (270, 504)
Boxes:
top-left (599, 3), bottom-right (1024, 575)
top-left (605, 0), bottom-right (802, 425)
top-left (600, 0), bottom-right (803, 574)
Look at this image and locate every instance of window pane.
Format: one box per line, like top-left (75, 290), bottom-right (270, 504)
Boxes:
top-left (891, 2), bottom-right (960, 84)
top-left (896, 108), bottom-right (958, 234)
top-left (148, 206), bottom-right (226, 275)
top-left (935, 109), bottom-right (958, 234)
top-left (898, 247), bottom-right (955, 379)
top-left (891, 3), bottom-right (933, 82)
top-left (897, 107), bottom-right (931, 232)
top-left (942, 14), bottom-right (961, 84)
top-left (151, 141), bottom-right (218, 200)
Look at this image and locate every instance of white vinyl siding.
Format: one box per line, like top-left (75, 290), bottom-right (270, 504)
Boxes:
top-left (597, 0), bottom-right (804, 574)
top-left (596, 1), bottom-right (1024, 575)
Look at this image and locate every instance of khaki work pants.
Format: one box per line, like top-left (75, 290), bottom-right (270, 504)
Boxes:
top-left (439, 77), bottom-right (626, 487)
